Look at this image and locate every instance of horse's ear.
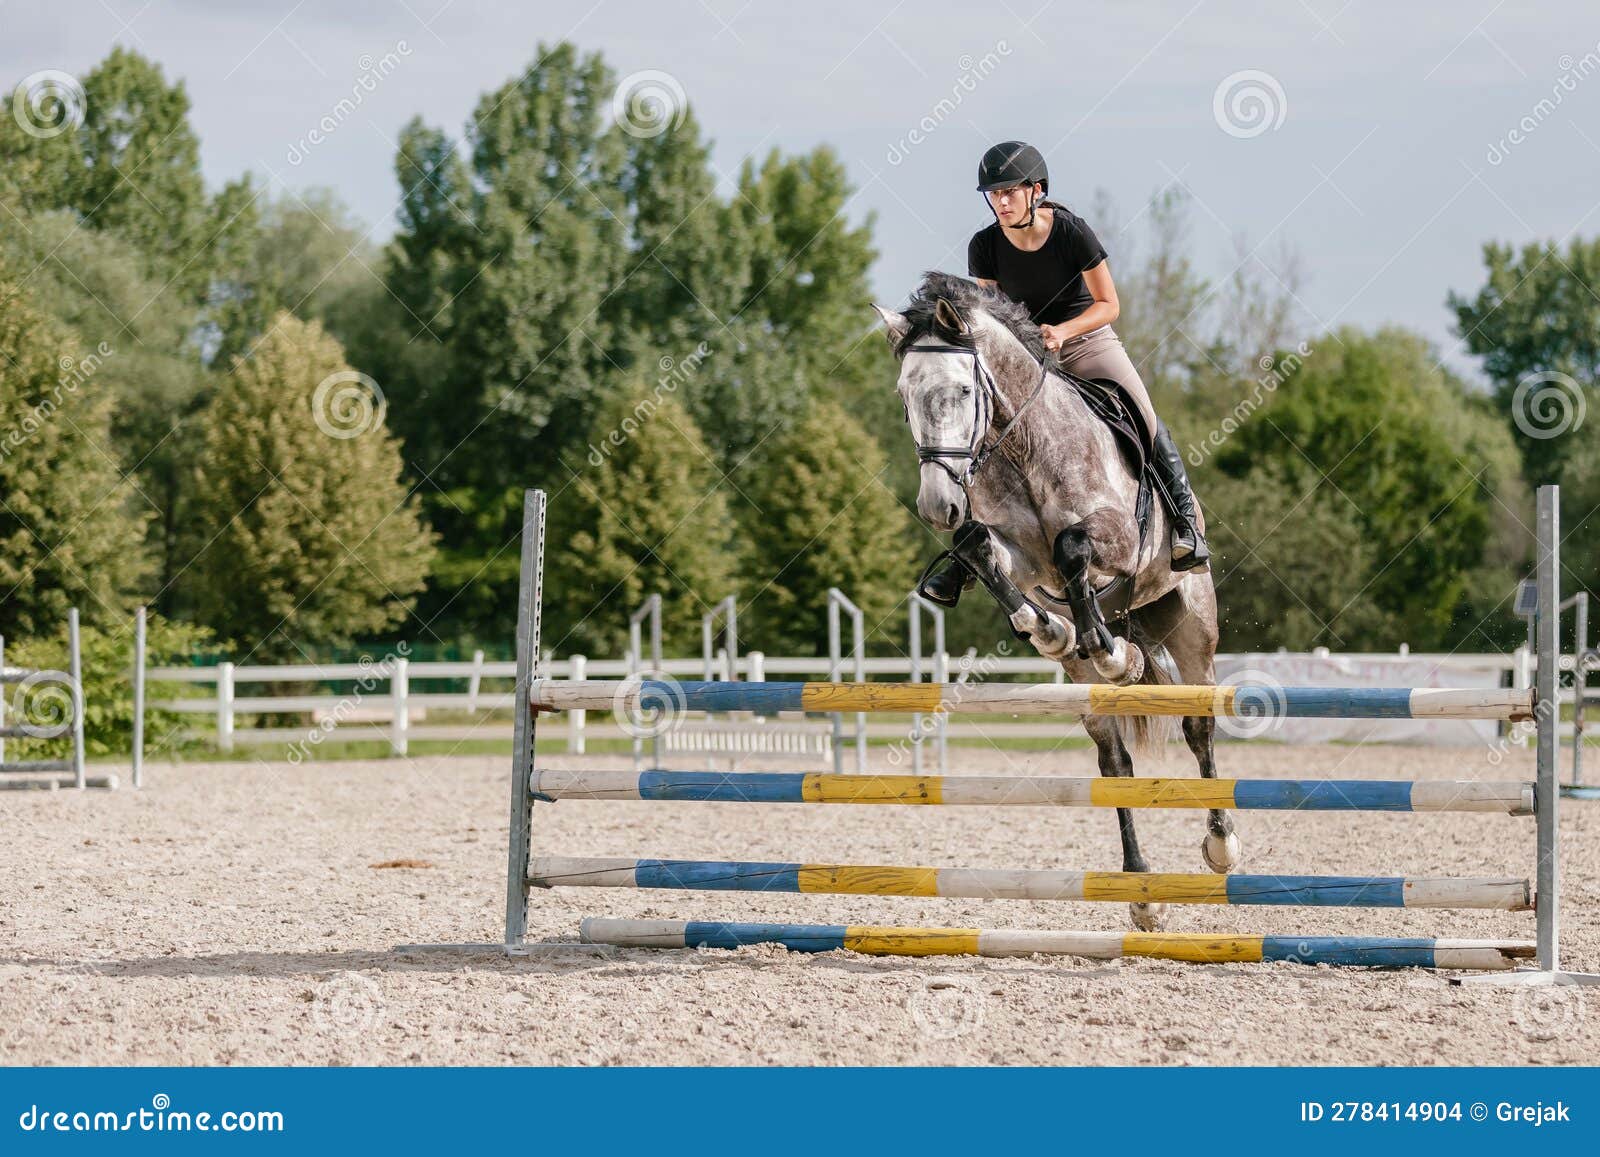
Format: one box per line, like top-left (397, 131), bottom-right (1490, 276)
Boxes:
top-left (934, 297), bottom-right (969, 337)
top-left (871, 303), bottom-right (910, 344)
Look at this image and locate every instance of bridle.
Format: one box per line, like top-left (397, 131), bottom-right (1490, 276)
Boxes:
top-left (904, 342), bottom-right (1052, 488)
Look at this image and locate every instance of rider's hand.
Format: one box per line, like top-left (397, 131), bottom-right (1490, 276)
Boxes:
top-left (1040, 323), bottom-right (1068, 352)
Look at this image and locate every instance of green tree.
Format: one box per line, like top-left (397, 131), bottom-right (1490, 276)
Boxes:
top-left (0, 281), bottom-right (151, 636)
top-left (737, 398), bottom-right (917, 654)
top-left (1450, 236), bottom-right (1600, 481)
top-left (183, 314), bottom-right (434, 657)
top-left (208, 188), bottom-right (384, 368)
top-left (545, 389), bottom-right (739, 656)
top-left (1212, 327), bottom-right (1525, 647)
top-left (1203, 468), bottom-right (1397, 650)
top-left (0, 48), bottom-right (253, 307)
top-left (0, 209), bottom-right (210, 601)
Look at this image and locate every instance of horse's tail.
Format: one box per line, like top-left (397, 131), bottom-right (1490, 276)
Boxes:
top-left (1120, 620), bottom-right (1182, 757)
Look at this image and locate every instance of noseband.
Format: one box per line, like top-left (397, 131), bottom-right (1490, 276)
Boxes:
top-left (905, 343), bottom-right (1051, 487)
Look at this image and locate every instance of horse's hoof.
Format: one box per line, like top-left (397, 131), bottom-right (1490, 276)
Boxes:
top-left (1129, 901), bottom-right (1167, 932)
top-left (1095, 638), bottom-right (1145, 685)
top-left (1202, 830), bottom-right (1241, 874)
top-left (1116, 641), bottom-right (1145, 685)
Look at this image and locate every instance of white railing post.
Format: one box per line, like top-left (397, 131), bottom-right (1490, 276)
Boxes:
top-left (68, 608), bottom-right (85, 788)
top-left (132, 607), bottom-right (146, 788)
top-left (827, 589), bottom-right (866, 773)
top-left (466, 649), bottom-right (484, 713)
top-left (216, 662), bottom-right (235, 753)
top-left (569, 654), bottom-right (587, 754)
top-left (390, 657), bottom-right (409, 757)
top-left (908, 593), bottom-right (946, 775)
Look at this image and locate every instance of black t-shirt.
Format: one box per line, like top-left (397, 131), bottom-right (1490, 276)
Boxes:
top-left (967, 202), bottom-right (1108, 325)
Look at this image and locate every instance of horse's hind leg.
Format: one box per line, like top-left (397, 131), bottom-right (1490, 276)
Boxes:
top-left (1078, 699), bottom-right (1167, 931)
top-left (1136, 578), bottom-right (1240, 873)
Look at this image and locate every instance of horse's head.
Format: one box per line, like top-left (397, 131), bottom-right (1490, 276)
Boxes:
top-left (873, 293), bottom-right (999, 532)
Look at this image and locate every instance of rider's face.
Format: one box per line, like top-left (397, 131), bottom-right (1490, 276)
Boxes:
top-left (986, 182), bottom-right (1037, 223)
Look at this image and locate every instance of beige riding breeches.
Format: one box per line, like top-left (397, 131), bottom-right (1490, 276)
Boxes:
top-left (1051, 325), bottom-right (1158, 438)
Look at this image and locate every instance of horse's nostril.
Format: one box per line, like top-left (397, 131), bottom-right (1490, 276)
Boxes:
top-left (947, 504), bottom-right (961, 527)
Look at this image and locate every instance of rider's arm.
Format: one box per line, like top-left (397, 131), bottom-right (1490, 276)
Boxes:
top-left (1053, 260), bottom-right (1119, 341)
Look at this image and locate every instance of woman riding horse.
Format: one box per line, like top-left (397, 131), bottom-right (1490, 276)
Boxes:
top-left (919, 141), bottom-right (1210, 608)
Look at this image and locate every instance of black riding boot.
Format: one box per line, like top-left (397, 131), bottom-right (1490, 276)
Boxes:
top-left (1151, 422), bottom-right (1211, 571)
top-left (919, 553), bottom-right (976, 608)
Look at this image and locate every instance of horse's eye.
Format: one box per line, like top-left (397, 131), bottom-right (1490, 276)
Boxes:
top-left (960, 385), bottom-right (973, 397)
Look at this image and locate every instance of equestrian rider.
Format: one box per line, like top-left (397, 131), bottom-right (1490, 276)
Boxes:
top-left (919, 140), bottom-right (1211, 607)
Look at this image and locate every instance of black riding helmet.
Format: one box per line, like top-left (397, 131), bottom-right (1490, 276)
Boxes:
top-left (977, 141), bottom-right (1048, 229)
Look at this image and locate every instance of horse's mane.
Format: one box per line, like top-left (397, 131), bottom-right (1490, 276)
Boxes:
top-left (893, 271), bottom-right (1047, 362)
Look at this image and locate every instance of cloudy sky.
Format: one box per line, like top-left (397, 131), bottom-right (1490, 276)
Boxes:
top-left (9, 1), bottom-right (1600, 378)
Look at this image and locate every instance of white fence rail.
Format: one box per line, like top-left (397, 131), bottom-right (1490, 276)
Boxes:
top-left (138, 644), bottom-right (1591, 759)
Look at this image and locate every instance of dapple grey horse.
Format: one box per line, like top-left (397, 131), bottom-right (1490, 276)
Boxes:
top-left (874, 272), bottom-right (1237, 931)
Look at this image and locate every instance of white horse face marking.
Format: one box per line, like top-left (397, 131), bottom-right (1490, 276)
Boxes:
top-left (898, 348), bottom-right (978, 531)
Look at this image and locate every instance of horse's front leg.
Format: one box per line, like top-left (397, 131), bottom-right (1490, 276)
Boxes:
top-left (1075, 703), bottom-right (1166, 932)
top-left (1052, 518), bottom-right (1145, 685)
top-left (950, 520), bottom-right (1076, 660)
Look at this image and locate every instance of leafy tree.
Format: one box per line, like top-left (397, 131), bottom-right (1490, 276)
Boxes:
top-left (737, 398), bottom-right (917, 654)
top-left (0, 209), bottom-right (209, 600)
top-left (183, 314), bottom-right (434, 657)
top-left (208, 189), bottom-right (384, 368)
top-left (0, 48), bottom-right (253, 308)
top-left (545, 388), bottom-right (739, 656)
top-left (2, 611), bottom-right (213, 758)
top-left (0, 280), bottom-right (152, 635)
top-left (1203, 468), bottom-right (1397, 650)
top-left (1450, 236), bottom-right (1600, 481)
top-left (1212, 327), bottom-right (1525, 646)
